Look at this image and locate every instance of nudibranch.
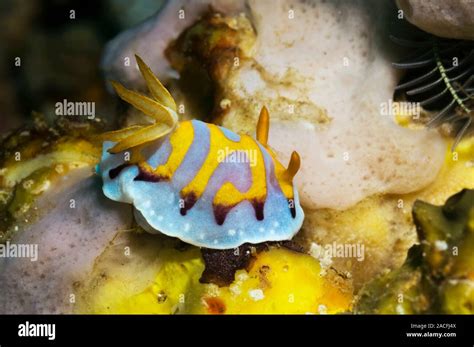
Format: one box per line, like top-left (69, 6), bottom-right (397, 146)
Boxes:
top-left (98, 56), bottom-right (304, 249)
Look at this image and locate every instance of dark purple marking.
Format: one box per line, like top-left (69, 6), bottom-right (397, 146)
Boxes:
top-left (252, 199), bottom-right (265, 221)
top-left (288, 198), bottom-right (296, 218)
top-left (109, 163), bottom-right (131, 179)
top-left (213, 204), bottom-right (234, 226)
top-left (134, 166), bottom-right (168, 182)
top-left (180, 192), bottom-right (198, 216)
top-left (212, 198), bottom-right (265, 226)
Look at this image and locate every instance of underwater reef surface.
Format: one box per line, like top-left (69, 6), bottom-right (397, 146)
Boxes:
top-left (355, 189), bottom-right (474, 314)
top-left (396, 0), bottom-right (474, 40)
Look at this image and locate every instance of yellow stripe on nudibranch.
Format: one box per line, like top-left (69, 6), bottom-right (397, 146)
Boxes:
top-left (138, 121), bottom-right (194, 180)
top-left (181, 124), bottom-right (267, 207)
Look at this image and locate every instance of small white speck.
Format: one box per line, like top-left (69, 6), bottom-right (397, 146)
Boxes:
top-left (213, 239), bottom-right (219, 244)
top-left (220, 98), bottom-right (232, 109)
top-left (239, 230), bottom-right (244, 236)
top-left (396, 304), bottom-right (405, 314)
top-left (309, 242), bottom-right (333, 271)
top-left (149, 210), bottom-right (155, 216)
top-left (143, 200), bottom-right (151, 208)
top-left (236, 272), bottom-right (249, 282)
top-left (434, 240), bottom-right (448, 251)
top-left (229, 284), bottom-right (241, 296)
top-left (273, 221), bottom-right (280, 228)
top-left (54, 164), bottom-right (64, 174)
top-left (269, 229), bottom-right (275, 235)
top-left (259, 227), bottom-right (265, 233)
top-left (318, 304), bottom-right (327, 314)
top-left (184, 223), bottom-right (191, 232)
top-left (199, 233), bottom-right (205, 240)
top-left (248, 289), bottom-right (265, 301)
top-left (228, 229), bottom-right (236, 236)
top-left (309, 243), bottom-right (322, 258)
top-left (157, 215), bottom-right (164, 221)
top-left (207, 284), bottom-right (221, 297)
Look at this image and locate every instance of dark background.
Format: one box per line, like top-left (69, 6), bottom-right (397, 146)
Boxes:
top-left (0, 0), bottom-right (165, 134)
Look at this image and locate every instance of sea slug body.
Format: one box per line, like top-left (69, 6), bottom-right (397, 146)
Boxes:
top-left (98, 56), bottom-right (304, 249)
